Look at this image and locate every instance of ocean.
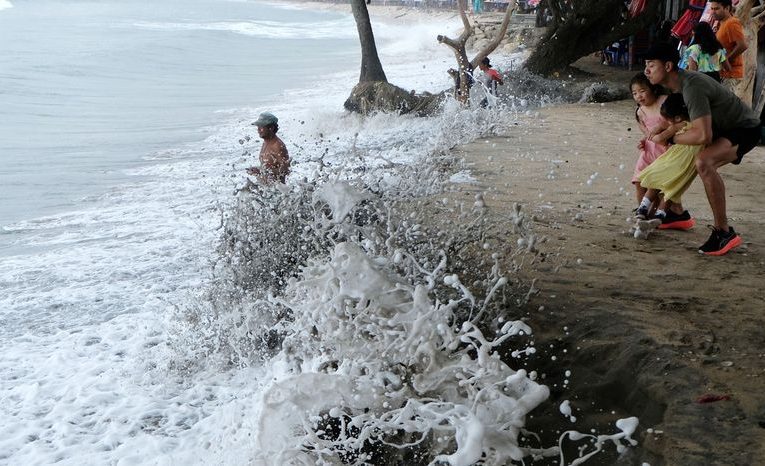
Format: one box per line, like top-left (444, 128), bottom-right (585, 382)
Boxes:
top-left (0, 0), bottom-right (639, 463)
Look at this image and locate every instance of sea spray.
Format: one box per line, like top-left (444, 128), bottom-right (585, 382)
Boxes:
top-left (168, 182), bottom-right (336, 368)
top-left (558, 416), bottom-right (640, 465)
top-left (170, 165), bottom-right (555, 461)
top-left (168, 95), bottom-right (642, 463)
top-left (251, 190), bottom-right (550, 464)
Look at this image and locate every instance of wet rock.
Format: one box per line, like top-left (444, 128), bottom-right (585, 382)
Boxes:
top-left (344, 81), bottom-right (445, 116)
top-left (578, 82), bottom-right (631, 103)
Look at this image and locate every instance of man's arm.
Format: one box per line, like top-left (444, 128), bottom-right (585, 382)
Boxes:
top-left (672, 115), bottom-right (713, 145)
top-left (727, 40), bottom-right (748, 62)
top-left (274, 143), bottom-right (290, 181)
top-left (726, 22), bottom-right (748, 62)
top-left (649, 121), bottom-right (677, 144)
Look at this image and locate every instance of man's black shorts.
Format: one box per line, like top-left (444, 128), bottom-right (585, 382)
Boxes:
top-left (714, 125), bottom-right (761, 164)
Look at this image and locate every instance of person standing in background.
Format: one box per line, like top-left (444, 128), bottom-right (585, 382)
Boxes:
top-left (679, 21), bottom-right (727, 82)
top-left (710, 0), bottom-right (750, 104)
top-left (247, 112), bottom-right (290, 185)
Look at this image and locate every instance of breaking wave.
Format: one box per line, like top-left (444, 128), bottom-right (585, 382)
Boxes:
top-left (167, 96), bottom-right (640, 464)
top-left (133, 17), bottom-right (357, 39)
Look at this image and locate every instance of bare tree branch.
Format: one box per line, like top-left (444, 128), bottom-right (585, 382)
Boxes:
top-left (471, 0), bottom-right (517, 69)
top-left (458, 0), bottom-right (473, 41)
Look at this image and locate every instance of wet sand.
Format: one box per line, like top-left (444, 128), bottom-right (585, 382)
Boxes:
top-left (450, 58), bottom-right (765, 464)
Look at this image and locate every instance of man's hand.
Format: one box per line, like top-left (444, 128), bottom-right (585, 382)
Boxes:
top-left (650, 124), bottom-right (679, 144)
top-left (246, 167), bottom-right (261, 176)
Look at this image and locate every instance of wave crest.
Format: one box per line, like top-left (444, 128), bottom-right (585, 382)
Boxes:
top-left (133, 18), bottom-right (356, 40)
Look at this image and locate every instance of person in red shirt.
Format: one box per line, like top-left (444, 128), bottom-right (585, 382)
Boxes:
top-left (477, 56), bottom-right (503, 108)
top-left (710, 0), bottom-right (750, 104)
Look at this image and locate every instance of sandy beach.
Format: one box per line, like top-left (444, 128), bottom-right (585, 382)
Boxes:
top-left (447, 56), bottom-right (765, 464)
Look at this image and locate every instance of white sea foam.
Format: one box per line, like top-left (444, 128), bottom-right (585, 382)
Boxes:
top-left (133, 18), bottom-right (357, 39)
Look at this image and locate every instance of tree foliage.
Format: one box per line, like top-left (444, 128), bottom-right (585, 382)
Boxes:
top-left (525, 0), bottom-right (662, 76)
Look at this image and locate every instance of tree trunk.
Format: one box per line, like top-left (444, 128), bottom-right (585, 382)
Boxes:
top-left (351, 0), bottom-right (387, 83)
top-left (525, 0), bottom-right (661, 76)
top-left (749, 1), bottom-right (765, 114)
top-left (736, 0), bottom-right (758, 107)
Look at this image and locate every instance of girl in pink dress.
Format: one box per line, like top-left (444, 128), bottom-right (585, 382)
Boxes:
top-left (630, 74), bottom-right (669, 210)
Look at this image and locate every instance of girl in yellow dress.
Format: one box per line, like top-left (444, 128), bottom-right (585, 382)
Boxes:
top-left (635, 94), bottom-right (702, 219)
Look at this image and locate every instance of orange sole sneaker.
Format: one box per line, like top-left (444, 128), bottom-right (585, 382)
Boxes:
top-left (658, 217), bottom-right (695, 231)
top-left (702, 234), bottom-right (743, 256)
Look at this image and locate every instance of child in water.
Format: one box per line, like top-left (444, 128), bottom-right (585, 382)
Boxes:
top-left (630, 73), bottom-right (668, 211)
top-left (477, 56), bottom-right (503, 108)
top-left (635, 94), bottom-right (702, 221)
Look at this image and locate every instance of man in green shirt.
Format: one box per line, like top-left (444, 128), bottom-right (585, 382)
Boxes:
top-left (644, 43), bottom-right (760, 256)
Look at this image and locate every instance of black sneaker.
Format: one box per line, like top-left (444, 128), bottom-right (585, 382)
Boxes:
top-left (698, 226), bottom-right (743, 256)
top-left (659, 209), bottom-right (695, 230)
top-left (634, 205), bottom-right (649, 220)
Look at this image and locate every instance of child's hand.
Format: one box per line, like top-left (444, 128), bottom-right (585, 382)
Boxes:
top-left (637, 139), bottom-right (646, 150)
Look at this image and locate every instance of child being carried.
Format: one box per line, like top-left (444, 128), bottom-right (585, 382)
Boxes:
top-left (635, 93), bottom-right (702, 222)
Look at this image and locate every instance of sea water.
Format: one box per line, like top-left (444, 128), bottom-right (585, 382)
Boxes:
top-left (0, 1), bottom-right (638, 463)
top-left (0, 0), bottom-right (483, 462)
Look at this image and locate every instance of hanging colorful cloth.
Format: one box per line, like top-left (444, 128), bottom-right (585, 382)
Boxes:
top-left (671, 0), bottom-right (708, 45)
top-left (628, 0), bottom-right (647, 17)
top-left (700, 1), bottom-right (714, 23)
